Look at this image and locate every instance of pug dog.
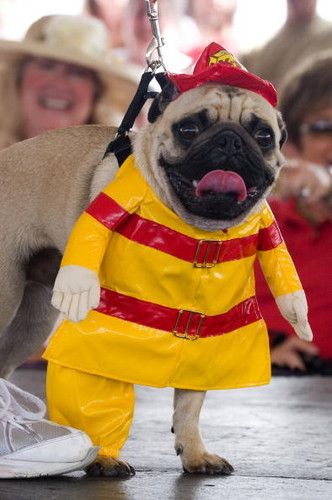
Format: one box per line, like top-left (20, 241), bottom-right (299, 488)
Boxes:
top-left (0, 44), bottom-right (312, 477)
top-left (46, 62), bottom-right (312, 476)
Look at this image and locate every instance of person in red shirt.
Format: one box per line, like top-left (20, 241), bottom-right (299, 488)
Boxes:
top-left (255, 51), bottom-right (332, 372)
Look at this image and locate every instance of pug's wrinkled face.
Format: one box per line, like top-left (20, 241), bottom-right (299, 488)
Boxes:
top-left (134, 83), bottom-right (287, 231)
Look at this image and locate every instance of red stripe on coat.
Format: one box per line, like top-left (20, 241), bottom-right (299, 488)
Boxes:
top-left (85, 192), bottom-right (130, 230)
top-left (86, 193), bottom-right (282, 262)
top-left (116, 213), bottom-right (260, 263)
top-left (96, 288), bottom-right (262, 338)
top-left (257, 221), bottom-right (283, 251)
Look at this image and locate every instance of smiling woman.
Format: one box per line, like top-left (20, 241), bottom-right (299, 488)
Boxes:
top-left (0, 14), bottom-right (139, 148)
top-left (18, 57), bottom-right (101, 138)
top-left (0, 14), bottom-right (139, 369)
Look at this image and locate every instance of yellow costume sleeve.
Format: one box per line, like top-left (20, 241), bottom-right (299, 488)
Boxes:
top-left (257, 202), bottom-right (302, 298)
top-left (60, 155), bottom-right (147, 273)
top-left (61, 211), bottom-right (110, 273)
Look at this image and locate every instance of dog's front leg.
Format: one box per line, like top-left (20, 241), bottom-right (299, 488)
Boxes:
top-left (173, 389), bottom-right (234, 475)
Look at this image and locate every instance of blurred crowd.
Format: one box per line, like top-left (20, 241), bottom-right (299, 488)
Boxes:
top-left (0, 0), bottom-right (331, 373)
top-left (1, 0), bottom-right (332, 482)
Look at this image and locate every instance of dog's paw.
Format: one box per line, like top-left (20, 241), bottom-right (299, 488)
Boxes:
top-left (182, 452), bottom-right (234, 476)
top-left (86, 456), bottom-right (135, 478)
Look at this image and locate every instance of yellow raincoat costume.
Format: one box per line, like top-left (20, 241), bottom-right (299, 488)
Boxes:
top-left (44, 154), bottom-right (303, 457)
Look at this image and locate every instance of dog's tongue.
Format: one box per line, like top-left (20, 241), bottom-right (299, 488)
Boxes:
top-left (195, 170), bottom-right (247, 201)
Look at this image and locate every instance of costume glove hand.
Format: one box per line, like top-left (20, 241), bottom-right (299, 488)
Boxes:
top-left (51, 265), bottom-right (100, 322)
top-left (275, 290), bottom-right (313, 341)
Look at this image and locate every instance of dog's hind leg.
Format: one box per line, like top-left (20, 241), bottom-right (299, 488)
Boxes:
top-left (0, 253), bottom-right (26, 376)
top-left (0, 248), bottom-right (61, 378)
top-left (0, 282), bottom-right (59, 378)
top-left (172, 389), bottom-right (234, 475)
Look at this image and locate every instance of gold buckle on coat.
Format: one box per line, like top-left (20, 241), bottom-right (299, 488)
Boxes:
top-left (173, 309), bottom-right (205, 340)
top-left (194, 240), bottom-right (222, 268)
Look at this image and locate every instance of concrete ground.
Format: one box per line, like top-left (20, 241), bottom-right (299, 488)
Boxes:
top-left (1, 368), bottom-right (331, 500)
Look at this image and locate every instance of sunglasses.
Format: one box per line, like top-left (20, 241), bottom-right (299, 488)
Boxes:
top-left (299, 120), bottom-right (332, 135)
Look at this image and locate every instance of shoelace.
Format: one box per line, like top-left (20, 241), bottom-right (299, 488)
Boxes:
top-left (0, 378), bottom-right (45, 430)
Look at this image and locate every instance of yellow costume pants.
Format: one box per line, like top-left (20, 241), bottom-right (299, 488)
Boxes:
top-left (46, 362), bottom-right (135, 458)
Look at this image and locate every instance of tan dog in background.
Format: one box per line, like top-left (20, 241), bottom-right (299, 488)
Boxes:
top-left (0, 125), bottom-right (119, 377)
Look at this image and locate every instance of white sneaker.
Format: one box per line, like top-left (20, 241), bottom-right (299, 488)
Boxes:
top-left (0, 378), bottom-right (98, 478)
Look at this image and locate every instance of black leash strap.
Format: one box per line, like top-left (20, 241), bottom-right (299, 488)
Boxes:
top-left (117, 71), bottom-right (155, 136)
top-left (103, 133), bottom-right (133, 166)
top-left (103, 1), bottom-right (168, 165)
top-left (103, 70), bottom-right (168, 164)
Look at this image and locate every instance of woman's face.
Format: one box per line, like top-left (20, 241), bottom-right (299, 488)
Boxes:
top-left (298, 106), bottom-right (332, 167)
top-left (19, 57), bottom-right (99, 138)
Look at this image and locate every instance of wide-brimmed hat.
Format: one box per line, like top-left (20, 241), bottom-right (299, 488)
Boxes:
top-left (0, 14), bottom-right (139, 86)
top-left (0, 14), bottom-right (141, 141)
top-left (168, 42), bottom-right (278, 107)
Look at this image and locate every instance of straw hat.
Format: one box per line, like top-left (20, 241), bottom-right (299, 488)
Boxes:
top-left (0, 14), bottom-right (140, 86)
top-left (0, 15), bottom-right (140, 145)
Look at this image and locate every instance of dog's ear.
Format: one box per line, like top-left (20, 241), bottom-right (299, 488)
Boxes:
top-left (277, 111), bottom-right (288, 149)
top-left (148, 80), bottom-right (179, 123)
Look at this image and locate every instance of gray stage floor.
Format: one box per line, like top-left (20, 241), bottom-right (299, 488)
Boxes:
top-left (1, 369), bottom-right (331, 500)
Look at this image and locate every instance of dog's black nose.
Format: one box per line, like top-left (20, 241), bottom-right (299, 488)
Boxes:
top-left (212, 130), bottom-right (243, 159)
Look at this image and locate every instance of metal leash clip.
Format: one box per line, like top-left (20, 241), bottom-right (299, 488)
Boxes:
top-left (144, 0), bottom-right (166, 72)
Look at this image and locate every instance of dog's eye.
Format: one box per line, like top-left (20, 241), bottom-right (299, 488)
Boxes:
top-left (254, 128), bottom-right (274, 149)
top-left (177, 121), bottom-right (201, 141)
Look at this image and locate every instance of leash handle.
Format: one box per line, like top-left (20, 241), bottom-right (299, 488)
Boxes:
top-left (144, 0), bottom-right (165, 71)
top-left (103, 1), bottom-right (169, 159)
